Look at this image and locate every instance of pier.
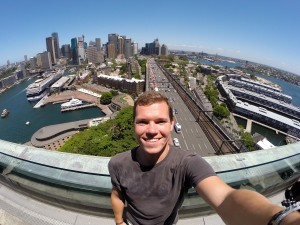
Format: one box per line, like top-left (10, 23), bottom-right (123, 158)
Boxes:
top-left (31, 90), bottom-right (113, 116)
top-left (61, 103), bottom-right (96, 112)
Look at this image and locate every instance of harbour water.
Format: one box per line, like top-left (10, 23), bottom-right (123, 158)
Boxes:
top-left (0, 79), bottom-right (104, 144)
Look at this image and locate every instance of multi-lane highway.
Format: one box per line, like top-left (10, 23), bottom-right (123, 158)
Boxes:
top-left (147, 59), bottom-right (216, 156)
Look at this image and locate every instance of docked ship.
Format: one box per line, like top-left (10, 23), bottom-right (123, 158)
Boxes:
top-left (61, 98), bottom-right (83, 109)
top-left (26, 69), bottom-right (64, 102)
top-left (1, 109), bottom-right (9, 118)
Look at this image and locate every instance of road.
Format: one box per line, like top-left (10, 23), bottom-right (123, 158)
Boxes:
top-left (147, 59), bottom-right (216, 156)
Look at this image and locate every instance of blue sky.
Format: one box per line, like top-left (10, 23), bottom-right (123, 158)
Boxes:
top-left (1, 0), bottom-right (300, 75)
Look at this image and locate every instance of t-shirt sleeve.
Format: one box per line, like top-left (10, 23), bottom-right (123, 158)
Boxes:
top-left (185, 155), bottom-right (216, 187)
top-left (108, 157), bottom-right (122, 191)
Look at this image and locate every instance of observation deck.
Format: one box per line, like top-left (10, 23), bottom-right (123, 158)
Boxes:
top-left (0, 139), bottom-right (299, 224)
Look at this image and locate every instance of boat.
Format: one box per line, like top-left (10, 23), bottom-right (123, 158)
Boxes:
top-left (1, 109), bottom-right (9, 118)
top-left (61, 98), bottom-right (83, 109)
top-left (26, 69), bottom-right (64, 102)
top-left (25, 121), bottom-right (30, 125)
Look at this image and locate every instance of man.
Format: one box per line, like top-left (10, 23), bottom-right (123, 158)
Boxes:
top-left (108, 91), bottom-right (300, 225)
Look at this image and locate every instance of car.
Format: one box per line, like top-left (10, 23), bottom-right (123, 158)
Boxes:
top-left (173, 138), bottom-right (180, 147)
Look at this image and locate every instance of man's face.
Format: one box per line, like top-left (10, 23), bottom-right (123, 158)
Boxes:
top-left (134, 101), bottom-right (174, 155)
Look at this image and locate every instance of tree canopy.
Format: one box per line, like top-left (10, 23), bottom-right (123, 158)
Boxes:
top-left (100, 92), bottom-right (113, 104)
top-left (59, 106), bottom-right (137, 156)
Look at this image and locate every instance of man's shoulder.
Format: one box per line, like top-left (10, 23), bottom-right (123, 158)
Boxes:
top-left (170, 146), bottom-right (199, 159)
top-left (109, 147), bottom-right (136, 165)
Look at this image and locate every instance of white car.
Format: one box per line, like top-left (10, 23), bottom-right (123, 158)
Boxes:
top-left (173, 138), bottom-right (180, 147)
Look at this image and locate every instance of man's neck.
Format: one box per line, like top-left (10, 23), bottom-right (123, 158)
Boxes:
top-left (137, 145), bottom-right (170, 166)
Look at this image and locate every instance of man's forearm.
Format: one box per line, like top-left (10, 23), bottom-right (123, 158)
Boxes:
top-left (217, 189), bottom-right (300, 225)
top-left (111, 187), bottom-right (125, 224)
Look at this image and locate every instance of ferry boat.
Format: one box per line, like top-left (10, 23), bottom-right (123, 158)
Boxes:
top-left (61, 98), bottom-right (83, 109)
top-left (26, 69), bottom-right (64, 102)
top-left (1, 109), bottom-right (9, 118)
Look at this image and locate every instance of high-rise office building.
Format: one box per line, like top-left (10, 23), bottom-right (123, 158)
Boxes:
top-left (29, 57), bottom-right (36, 69)
top-left (141, 39), bottom-right (164, 56)
top-left (124, 38), bottom-right (132, 59)
top-left (95, 38), bottom-right (101, 51)
top-left (46, 37), bottom-right (57, 64)
top-left (133, 42), bottom-right (138, 55)
top-left (71, 38), bottom-right (78, 64)
top-left (118, 36), bottom-right (125, 56)
top-left (161, 44), bottom-right (169, 56)
top-left (107, 43), bottom-right (116, 59)
top-left (77, 35), bottom-right (86, 64)
top-left (61, 44), bottom-right (71, 59)
top-left (108, 33), bottom-right (119, 57)
top-left (52, 32), bottom-right (61, 59)
top-left (37, 51), bottom-right (52, 69)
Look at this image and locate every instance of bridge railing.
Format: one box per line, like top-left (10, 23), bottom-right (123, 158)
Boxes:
top-left (0, 139), bottom-right (299, 217)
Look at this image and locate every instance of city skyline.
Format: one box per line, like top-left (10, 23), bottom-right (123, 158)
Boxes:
top-left (1, 0), bottom-right (300, 75)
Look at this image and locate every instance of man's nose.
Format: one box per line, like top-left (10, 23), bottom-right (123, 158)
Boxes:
top-left (147, 122), bottom-right (158, 133)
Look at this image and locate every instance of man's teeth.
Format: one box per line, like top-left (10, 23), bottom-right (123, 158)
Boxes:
top-left (147, 139), bottom-right (159, 142)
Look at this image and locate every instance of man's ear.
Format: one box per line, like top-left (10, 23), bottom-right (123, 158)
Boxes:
top-left (170, 119), bottom-right (175, 130)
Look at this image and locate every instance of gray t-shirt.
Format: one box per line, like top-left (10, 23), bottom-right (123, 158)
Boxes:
top-left (108, 146), bottom-right (216, 225)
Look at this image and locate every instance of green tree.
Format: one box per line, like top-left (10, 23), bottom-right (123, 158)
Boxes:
top-left (241, 131), bottom-right (255, 151)
top-left (110, 90), bottom-right (119, 97)
top-left (213, 104), bottom-right (230, 120)
top-left (119, 63), bottom-right (127, 75)
top-left (59, 107), bottom-right (137, 156)
top-left (100, 92), bottom-right (113, 104)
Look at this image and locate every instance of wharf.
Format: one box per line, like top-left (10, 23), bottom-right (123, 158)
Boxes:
top-left (33, 90), bottom-right (113, 116)
top-left (33, 96), bottom-right (48, 108)
top-left (61, 103), bottom-right (96, 112)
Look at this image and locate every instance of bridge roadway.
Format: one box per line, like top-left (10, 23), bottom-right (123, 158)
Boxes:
top-left (148, 59), bottom-right (238, 155)
top-left (0, 181), bottom-right (286, 225)
top-left (147, 59), bottom-right (216, 156)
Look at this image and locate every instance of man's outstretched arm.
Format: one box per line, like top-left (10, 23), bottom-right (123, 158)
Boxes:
top-left (111, 186), bottom-right (126, 225)
top-left (196, 176), bottom-right (300, 225)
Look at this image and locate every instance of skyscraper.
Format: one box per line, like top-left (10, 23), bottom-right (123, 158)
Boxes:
top-left (71, 38), bottom-right (78, 64)
top-left (46, 37), bottom-right (56, 65)
top-left (107, 33), bottom-right (118, 58)
top-left (52, 32), bottom-right (60, 59)
top-left (95, 38), bottom-right (101, 51)
top-left (161, 44), bottom-right (169, 56)
top-left (124, 38), bottom-right (132, 59)
top-left (133, 42), bottom-right (138, 55)
top-left (61, 44), bottom-right (71, 59)
top-left (77, 35), bottom-right (86, 64)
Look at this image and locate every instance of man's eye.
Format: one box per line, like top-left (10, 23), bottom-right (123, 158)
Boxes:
top-left (136, 121), bottom-right (147, 125)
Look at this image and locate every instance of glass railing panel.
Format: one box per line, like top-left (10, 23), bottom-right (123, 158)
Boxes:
top-left (1, 139), bottom-right (300, 217)
top-left (0, 152), bottom-right (112, 192)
